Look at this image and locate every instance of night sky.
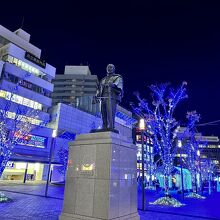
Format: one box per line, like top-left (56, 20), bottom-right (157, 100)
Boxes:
top-left (1, 2), bottom-right (220, 136)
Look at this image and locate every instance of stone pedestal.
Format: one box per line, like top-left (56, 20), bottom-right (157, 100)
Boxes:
top-left (60, 132), bottom-right (139, 220)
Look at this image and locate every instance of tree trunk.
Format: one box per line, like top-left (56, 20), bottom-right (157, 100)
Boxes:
top-left (164, 175), bottom-right (170, 196)
top-left (191, 172), bottom-right (197, 193)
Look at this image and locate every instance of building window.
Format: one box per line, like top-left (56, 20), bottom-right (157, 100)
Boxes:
top-left (3, 72), bottom-right (51, 98)
top-left (0, 89), bottom-right (43, 110)
top-left (6, 111), bottom-right (16, 119)
top-left (3, 110), bottom-right (42, 126)
top-left (23, 98), bottom-right (34, 108)
top-left (11, 94), bottom-right (23, 105)
top-left (7, 55), bottom-right (13, 63)
top-left (0, 90), bottom-right (6, 98)
top-left (2, 54), bottom-right (46, 79)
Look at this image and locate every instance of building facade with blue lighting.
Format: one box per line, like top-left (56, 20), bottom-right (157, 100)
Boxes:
top-left (0, 25), bottom-right (56, 181)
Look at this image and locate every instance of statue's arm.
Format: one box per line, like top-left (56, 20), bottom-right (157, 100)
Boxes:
top-left (113, 76), bottom-right (123, 97)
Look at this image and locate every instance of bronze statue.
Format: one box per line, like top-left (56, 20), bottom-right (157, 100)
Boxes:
top-left (96, 64), bottom-right (123, 131)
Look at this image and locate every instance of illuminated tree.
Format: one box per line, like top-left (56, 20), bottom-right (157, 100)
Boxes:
top-left (179, 111), bottom-right (206, 198)
top-left (132, 82), bottom-right (188, 193)
top-left (0, 105), bottom-right (42, 177)
top-left (0, 69), bottom-right (47, 178)
top-left (57, 132), bottom-right (76, 178)
top-left (58, 146), bottom-right (68, 176)
top-left (0, 101), bottom-right (43, 202)
top-left (131, 82), bottom-right (191, 207)
top-left (200, 159), bottom-right (215, 195)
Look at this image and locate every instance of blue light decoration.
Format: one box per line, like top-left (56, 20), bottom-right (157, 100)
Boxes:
top-left (57, 131), bottom-right (76, 176)
top-left (178, 111), bottom-right (207, 198)
top-left (131, 82), bottom-right (200, 207)
top-left (58, 145), bottom-right (69, 176)
top-left (185, 192), bottom-right (206, 199)
top-left (199, 158), bottom-right (215, 195)
top-left (0, 192), bottom-right (12, 203)
top-left (0, 70), bottom-right (41, 181)
top-left (149, 196), bottom-right (185, 207)
top-left (58, 131), bottom-right (76, 141)
top-left (156, 166), bottom-right (192, 190)
top-left (175, 166), bottom-right (192, 190)
top-left (0, 69), bottom-right (42, 202)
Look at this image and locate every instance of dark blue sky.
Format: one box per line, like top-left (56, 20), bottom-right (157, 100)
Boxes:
top-left (1, 1), bottom-right (220, 135)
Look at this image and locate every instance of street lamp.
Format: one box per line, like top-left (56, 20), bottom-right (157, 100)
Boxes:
top-left (45, 129), bottom-right (57, 197)
top-left (178, 140), bottom-right (184, 199)
top-left (137, 151), bottom-right (141, 178)
top-left (139, 118), bottom-right (146, 211)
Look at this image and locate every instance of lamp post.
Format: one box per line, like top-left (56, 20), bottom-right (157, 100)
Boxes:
top-left (45, 129), bottom-right (57, 197)
top-left (139, 118), bottom-right (146, 211)
top-left (137, 152), bottom-right (141, 178)
top-left (178, 140), bottom-right (184, 199)
top-left (23, 162), bottom-right (28, 183)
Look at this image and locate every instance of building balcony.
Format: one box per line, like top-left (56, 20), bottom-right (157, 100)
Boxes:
top-left (3, 62), bottom-right (54, 92)
top-left (0, 79), bottom-right (52, 107)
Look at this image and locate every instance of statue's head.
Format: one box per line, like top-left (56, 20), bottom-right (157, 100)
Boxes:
top-left (106, 64), bottom-right (115, 75)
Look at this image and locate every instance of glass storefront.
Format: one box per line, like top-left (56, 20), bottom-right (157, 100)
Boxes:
top-left (1, 161), bottom-right (44, 181)
top-left (1, 161), bottom-right (65, 183)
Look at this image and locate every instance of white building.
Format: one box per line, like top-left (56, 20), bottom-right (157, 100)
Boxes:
top-left (0, 25), bottom-right (56, 181)
top-left (52, 65), bottom-right (99, 114)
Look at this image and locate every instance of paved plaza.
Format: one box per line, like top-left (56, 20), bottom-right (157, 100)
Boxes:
top-left (0, 181), bottom-right (219, 220)
top-left (138, 189), bottom-right (220, 219)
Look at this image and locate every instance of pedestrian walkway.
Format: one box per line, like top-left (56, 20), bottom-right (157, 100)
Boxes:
top-left (0, 182), bottom-right (219, 220)
top-left (0, 180), bottom-right (64, 199)
top-left (0, 191), bottom-right (62, 220)
top-left (0, 191), bottom-right (213, 220)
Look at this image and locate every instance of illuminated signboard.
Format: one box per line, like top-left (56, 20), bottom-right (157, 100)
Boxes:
top-left (25, 52), bottom-right (46, 68)
top-left (6, 161), bottom-right (14, 168)
top-left (19, 80), bottom-right (33, 90)
top-left (14, 132), bottom-right (47, 148)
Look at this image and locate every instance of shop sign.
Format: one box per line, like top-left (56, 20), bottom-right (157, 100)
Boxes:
top-left (19, 80), bottom-right (33, 90)
top-left (14, 132), bottom-right (47, 148)
top-left (6, 161), bottom-right (14, 168)
top-left (25, 52), bottom-right (46, 68)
